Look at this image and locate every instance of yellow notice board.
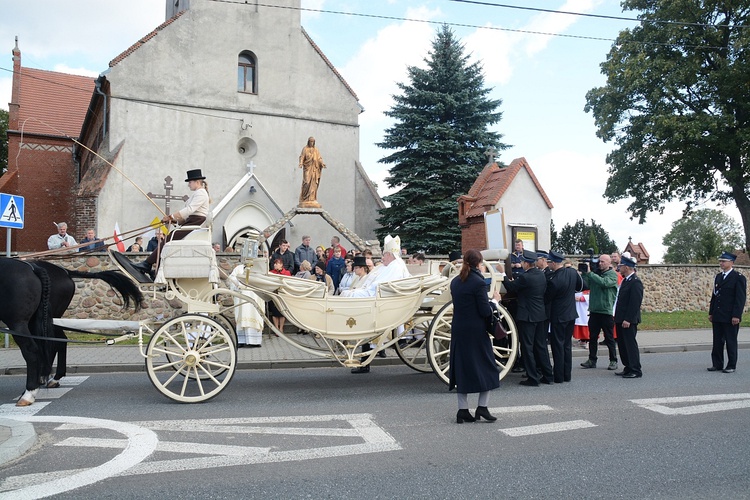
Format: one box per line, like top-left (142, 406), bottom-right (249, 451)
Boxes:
top-left (484, 209), bottom-right (506, 250)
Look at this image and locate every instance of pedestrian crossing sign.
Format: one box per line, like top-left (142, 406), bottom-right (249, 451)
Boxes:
top-left (0, 193), bottom-right (24, 229)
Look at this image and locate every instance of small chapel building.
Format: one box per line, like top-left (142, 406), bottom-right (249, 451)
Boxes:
top-left (2, 0), bottom-right (384, 252)
top-left (458, 156), bottom-right (553, 259)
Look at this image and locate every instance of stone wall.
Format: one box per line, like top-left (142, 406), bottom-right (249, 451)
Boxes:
top-left (50, 257), bottom-right (749, 322)
top-left (55, 253), bottom-right (243, 323)
top-left (635, 264), bottom-right (749, 313)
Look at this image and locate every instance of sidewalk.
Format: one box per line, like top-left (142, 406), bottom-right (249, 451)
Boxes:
top-left (1, 328), bottom-right (748, 467)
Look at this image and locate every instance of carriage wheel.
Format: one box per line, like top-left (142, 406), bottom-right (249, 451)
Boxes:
top-left (426, 301), bottom-right (518, 386)
top-left (164, 313), bottom-right (237, 380)
top-left (394, 318), bottom-right (433, 373)
top-left (146, 314), bottom-right (236, 403)
top-left (211, 313), bottom-right (238, 347)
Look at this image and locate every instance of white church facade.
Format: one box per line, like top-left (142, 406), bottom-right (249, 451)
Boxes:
top-left (77, 0), bottom-right (383, 251)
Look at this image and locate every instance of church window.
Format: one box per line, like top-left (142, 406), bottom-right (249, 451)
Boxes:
top-left (238, 51), bottom-right (257, 94)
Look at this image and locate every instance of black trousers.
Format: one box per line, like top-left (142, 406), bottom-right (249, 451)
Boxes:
top-left (550, 319), bottom-right (574, 383)
top-left (518, 320), bottom-right (553, 383)
top-left (711, 322), bottom-right (739, 370)
top-left (616, 322), bottom-right (641, 376)
top-left (588, 312), bottom-right (617, 362)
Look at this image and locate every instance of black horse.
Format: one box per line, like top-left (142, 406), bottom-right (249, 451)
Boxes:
top-left (0, 258), bottom-right (143, 406)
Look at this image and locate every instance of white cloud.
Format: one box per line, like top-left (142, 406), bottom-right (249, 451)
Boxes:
top-left (52, 65), bottom-right (100, 78)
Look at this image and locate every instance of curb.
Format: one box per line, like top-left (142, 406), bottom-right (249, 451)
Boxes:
top-left (0, 418), bottom-right (36, 466)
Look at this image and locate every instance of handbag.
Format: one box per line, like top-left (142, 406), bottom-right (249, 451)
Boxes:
top-left (487, 302), bottom-right (508, 340)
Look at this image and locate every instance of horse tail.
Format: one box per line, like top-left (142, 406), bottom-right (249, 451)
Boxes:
top-left (29, 263), bottom-right (52, 339)
top-left (67, 270), bottom-right (144, 311)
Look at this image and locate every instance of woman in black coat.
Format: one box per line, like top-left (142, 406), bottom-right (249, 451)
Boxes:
top-left (449, 249), bottom-right (502, 423)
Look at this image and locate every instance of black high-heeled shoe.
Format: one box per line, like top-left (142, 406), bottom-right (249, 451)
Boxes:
top-left (475, 406), bottom-right (497, 422)
top-left (456, 409), bottom-right (476, 423)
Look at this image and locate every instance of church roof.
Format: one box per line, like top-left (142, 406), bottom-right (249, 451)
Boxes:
top-left (14, 67), bottom-right (94, 137)
top-left (107, 12), bottom-right (358, 102)
top-left (109, 11), bottom-right (186, 67)
top-left (301, 28), bottom-right (358, 101)
top-left (462, 157), bottom-right (553, 219)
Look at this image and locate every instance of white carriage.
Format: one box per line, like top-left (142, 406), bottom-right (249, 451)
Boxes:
top-left (101, 210), bottom-right (518, 403)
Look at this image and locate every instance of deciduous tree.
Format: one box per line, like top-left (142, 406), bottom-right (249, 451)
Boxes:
top-left (556, 219), bottom-right (618, 255)
top-left (662, 209), bottom-right (743, 263)
top-left (585, 1), bottom-right (750, 250)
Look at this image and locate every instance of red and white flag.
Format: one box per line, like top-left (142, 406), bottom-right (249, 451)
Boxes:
top-left (113, 222), bottom-right (125, 252)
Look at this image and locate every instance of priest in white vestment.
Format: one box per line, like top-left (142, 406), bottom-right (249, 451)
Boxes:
top-left (342, 235), bottom-right (410, 298)
top-left (229, 264), bottom-right (265, 347)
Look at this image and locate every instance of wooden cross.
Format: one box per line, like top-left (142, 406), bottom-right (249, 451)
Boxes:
top-left (484, 146), bottom-right (498, 165)
top-left (147, 176), bottom-right (188, 215)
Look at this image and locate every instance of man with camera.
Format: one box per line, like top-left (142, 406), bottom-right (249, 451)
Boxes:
top-left (580, 253), bottom-right (619, 370)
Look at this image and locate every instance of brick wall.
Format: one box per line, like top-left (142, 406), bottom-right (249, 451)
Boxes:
top-left (4, 135), bottom-right (78, 252)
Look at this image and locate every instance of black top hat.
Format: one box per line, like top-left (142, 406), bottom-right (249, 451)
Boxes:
top-left (185, 169), bottom-right (206, 182)
top-left (448, 251), bottom-right (462, 262)
top-left (352, 256), bottom-right (368, 268)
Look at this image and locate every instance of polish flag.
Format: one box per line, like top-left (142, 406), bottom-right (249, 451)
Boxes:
top-left (113, 222), bottom-right (125, 252)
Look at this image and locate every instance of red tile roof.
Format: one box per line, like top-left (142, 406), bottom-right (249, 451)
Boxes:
top-left (15, 68), bottom-right (95, 137)
top-left (109, 11), bottom-right (185, 67)
top-left (463, 157), bottom-right (553, 219)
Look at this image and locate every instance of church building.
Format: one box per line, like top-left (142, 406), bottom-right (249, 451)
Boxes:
top-left (2, 0), bottom-right (383, 252)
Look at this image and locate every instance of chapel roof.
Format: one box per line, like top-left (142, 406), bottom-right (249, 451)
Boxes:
top-left (462, 157), bottom-right (553, 219)
top-left (13, 67), bottom-right (95, 137)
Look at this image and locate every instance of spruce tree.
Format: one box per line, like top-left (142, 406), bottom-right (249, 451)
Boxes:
top-left (375, 25), bottom-right (508, 254)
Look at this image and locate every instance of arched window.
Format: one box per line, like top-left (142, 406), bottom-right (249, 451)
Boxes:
top-left (237, 51), bottom-right (257, 94)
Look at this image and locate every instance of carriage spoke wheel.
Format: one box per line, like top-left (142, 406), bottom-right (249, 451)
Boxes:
top-left (146, 314), bottom-right (236, 403)
top-left (426, 302), bottom-right (519, 386)
top-left (394, 318), bottom-right (432, 373)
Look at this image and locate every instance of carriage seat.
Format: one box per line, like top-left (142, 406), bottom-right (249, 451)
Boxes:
top-left (155, 230), bottom-right (219, 284)
top-left (378, 274), bottom-right (446, 298)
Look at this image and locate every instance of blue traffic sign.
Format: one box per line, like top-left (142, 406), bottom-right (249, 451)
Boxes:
top-left (0, 193), bottom-right (24, 229)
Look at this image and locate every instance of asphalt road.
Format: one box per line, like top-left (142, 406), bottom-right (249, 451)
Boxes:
top-left (1, 350), bottom-right (749, 499)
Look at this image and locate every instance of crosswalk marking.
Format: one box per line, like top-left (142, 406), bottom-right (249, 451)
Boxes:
top-left (631, 393), bottom-right (750, 415)
top-left (500, 419), bottom-right (597, 437)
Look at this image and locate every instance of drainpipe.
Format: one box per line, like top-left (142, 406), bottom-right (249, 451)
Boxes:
top-left (94, 76), bottom-right (107, 137)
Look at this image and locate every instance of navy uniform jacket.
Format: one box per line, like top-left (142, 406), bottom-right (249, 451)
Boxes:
top-left (614, 273), bottom-right (643, 325)
top-left (503, 267), bottom-right (547, 322)
top-left (709, 269), bottom-right (747, 323)
top-left (545, 266), bottom-right (583, 323)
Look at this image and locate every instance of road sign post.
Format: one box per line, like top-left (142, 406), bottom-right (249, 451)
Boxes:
top-left (1, 193), bottom-right (25, 346)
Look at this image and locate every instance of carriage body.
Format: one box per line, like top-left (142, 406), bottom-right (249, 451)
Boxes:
top-left (101, 220), bottom-right (518, 402)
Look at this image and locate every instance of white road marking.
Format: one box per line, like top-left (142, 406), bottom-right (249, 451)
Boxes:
top-left (33, 388), bottom-right (74, 400)
top-left (0, 402), bottom-right (50, 417)
top-left (631, 393), bottom-right (750, 415)
top-left (488, 405), bottom-right (553, 414)
top-left (0, 416), bottom-right (157, 500)
top-left (57, 437), bottom-right (271, 456)
top-left (2, 413), bottom-right (400, 486)
top-left (58, 376), bottom-right (88, 386)
top-left (500, 419), bottom-right (597, 437)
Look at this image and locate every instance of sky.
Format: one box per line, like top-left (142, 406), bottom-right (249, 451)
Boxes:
top-left (0, 0), bottom-right (741, 262)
